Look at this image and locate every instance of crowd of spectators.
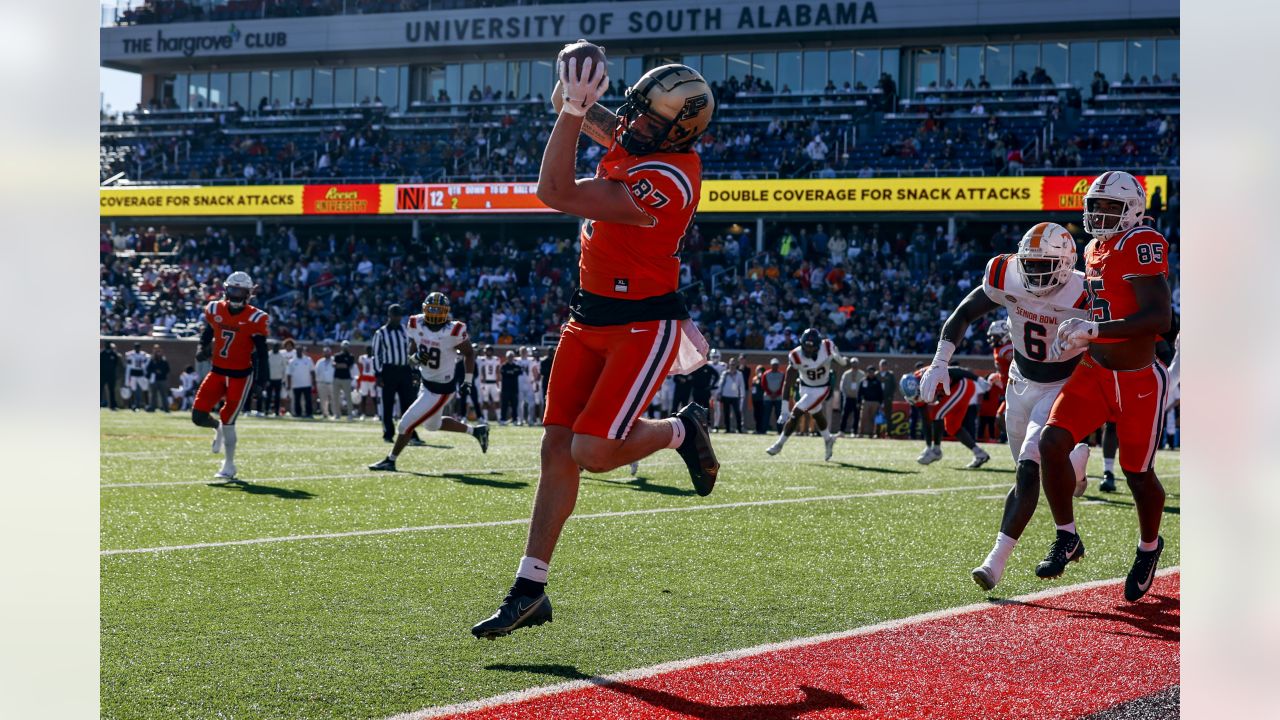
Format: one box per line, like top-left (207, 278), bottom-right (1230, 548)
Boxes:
top-left (100, 200), bottom-right (1181, 356)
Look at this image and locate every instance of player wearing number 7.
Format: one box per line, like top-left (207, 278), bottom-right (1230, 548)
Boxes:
top-left (917, 222), bottom-right (1093, 591)
top-left (1035, 171), bottom-right (1172, 602)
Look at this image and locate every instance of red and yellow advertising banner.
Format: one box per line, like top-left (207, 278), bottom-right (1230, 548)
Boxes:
top-left (300, 184), bottom-right (395, 215)
top-left (99, 176), bottom-right (1167, 217)
top-left (393, 182), bottom-right (550, 214)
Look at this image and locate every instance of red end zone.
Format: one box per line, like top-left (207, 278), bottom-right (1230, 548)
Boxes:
top-left (412, 571), bottom-right (1179, 720)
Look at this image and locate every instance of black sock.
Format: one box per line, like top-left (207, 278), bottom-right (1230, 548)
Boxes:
top-left (510, 577), bottom-right (546, 598)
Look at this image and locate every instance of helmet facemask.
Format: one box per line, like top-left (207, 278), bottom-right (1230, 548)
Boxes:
top-left (618, 91), bottom-right (680, 155)
top-left (225, 286), bottom-right (250, 311)
top-left (422, 292), bottom-right (450, 330)
top-left (1017, 256), bottom-right (1069, 295)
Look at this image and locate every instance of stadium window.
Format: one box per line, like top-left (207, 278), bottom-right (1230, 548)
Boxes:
top-left (484, 61), bottom-right (506, 98)
top-left (943, 45), bottom-right (957, 86)
top-left (1069, 40), bottom-right (1096, 86)
top-left (334, 68), bottom-right (354, 105)
top-left (624, 56), bottom-right (644, 86)
top-left (377, 66), bottom-right (398, 107)
top-left (209, 73), bottom-right (228, 108)
top-left (752, 51), bottom-right (773, 89)
top-left (1098, 40), bottom-right (1124, 84)
top-left (1041, 42), bottom-right (1068, 86)
top-left (293, 69), bottom-right (312, 105)
top-left (229, 72), bottom-right (249, 110)
top-left (681, 55), bottom-right (702, 73)
top-left (313, 68), bottom-right (333, 106)
top-left (398, 67), bottom-right (410, 111)
top-left (956, 45), bottom-right (981, 87)
top-left (530, 61), bottom-right (552, 100)
top-left (1127, 40), bottom-right (1154, 80)
top-left (251, 70), bottom-right (270, 110)
top-left (853, 48), bottom-right (879, 89)
top-left (188, 73), bottom-right (208, 109)
top-left (728, 53), bottom-right (752, 85)
top-left (508, 61), bottom-right (526, 99)
top-left (1013, 43), bottom-right (1039, 81)
top-left (777, 51), bottom-right (801, 93)
top-left (270, 69), bottom-right (289, 107)
top-left (173, 73), bottom-right (188, 110)
top-left (1156, 38), bottom-right (1179, 80)
top-left (356, 67), bottom-right (376, 104)
top-left (827, 50), bottom-right (852, 93)
top-left (983, 44), bottom-right (1010, 85)
top-left (911, 48), bottom-right (940, 91)
top-left (445, 64), bottom-right (461, 103)
top-left (461, 63), bottom-right (483, 101)
top-left (802, 50), bottom-right (827, 93)
top-left (881, 48), bottom-right (901, 87)
top-left (701, 54), bottom-right (726, 85)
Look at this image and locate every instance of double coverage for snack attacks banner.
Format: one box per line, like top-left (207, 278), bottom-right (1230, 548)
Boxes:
top-left (100, 176), bottom-right (1167, 217)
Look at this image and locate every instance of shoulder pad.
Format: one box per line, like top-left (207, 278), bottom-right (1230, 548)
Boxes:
top-left (984, 254), bottom-right (1014, 292)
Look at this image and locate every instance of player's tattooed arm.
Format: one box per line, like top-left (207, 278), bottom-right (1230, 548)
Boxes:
top-left (458, 339), bottom-right (477, 377)
top-left (552, 79), bottom-right (617, 148)
top-left (940, 286), bottom-right (1001, 345)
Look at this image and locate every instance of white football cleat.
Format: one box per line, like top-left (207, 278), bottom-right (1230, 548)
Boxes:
top-left (1070, 442), bottom-right (1092, 497)
top-left (628, 462), bottom-right (639, 476)
top-left (211, 425), bottom-right (223, 454)
top-left (824, 435), bottom-right (836, 461)
top-left (967, 448), bottom-right (991, 469)
top-left (972, 562), bottom-right (1003, 591)
top-left (214, 461), bottom-right (237, 481)
top-left (765, 442), bottom-right (783, 456)
top-left (918, 446), bottom-right (942, 465)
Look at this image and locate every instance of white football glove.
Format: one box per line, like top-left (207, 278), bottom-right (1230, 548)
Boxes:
top-left (918, 362), bottom-right (950, 404)
top-left (1049, 318), bottom-right (1099, 360)
top-left (558, 55), bottom-right (608, 117)
top-left (777, 400), bottom-right (791, 425)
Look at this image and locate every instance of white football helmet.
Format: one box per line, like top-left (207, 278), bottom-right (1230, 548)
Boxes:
top-left (1082, 171), bottom-right (1146, 238)
top-left (708, 348), bottom-right (722, 363)
top-left (987, 319), bottom-right (1011, 346)
top-left (1016, 222), bottom-right (1077, 296)
top-left (224, 271), bottom-right (254, 310)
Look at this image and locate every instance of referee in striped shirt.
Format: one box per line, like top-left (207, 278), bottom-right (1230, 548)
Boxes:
top-left (372, 304), bottom-right (421, 444)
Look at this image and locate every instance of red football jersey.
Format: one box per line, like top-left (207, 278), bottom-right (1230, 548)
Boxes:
top-left (1083, 226), bottom-right (1169, 344)
top-left (992, 342), bottom-right (1013, 384)
top-left (203, 300), bottom-right (269, 371)
top-left (578, 143), bottom-right (701, 300)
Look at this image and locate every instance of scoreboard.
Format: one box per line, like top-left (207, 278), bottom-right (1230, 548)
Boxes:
top-left (394, 183), bottom-right (554, 214)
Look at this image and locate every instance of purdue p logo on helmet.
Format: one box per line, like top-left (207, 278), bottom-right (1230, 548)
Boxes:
top-left (618, 64), bottom-right (715, 155)
top-left (422, 292), bottom-right (450, 327)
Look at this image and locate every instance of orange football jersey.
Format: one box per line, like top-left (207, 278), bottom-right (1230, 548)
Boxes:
top-left (203, 300), bottom-right (269, 371)
top-left (1083, 226), bottom-right (1169, 344)
top-left (578, 143), bottom-right (701, 300)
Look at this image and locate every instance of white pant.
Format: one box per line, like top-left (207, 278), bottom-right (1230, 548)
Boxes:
top-left (479, 382), bottom-right (501, 404)
top-left (397, 385), bottom-right (452, 435)
top-left (1004, 364), bottom-right (1068, 464)
top-left (795, 384), bottom-right (831, 414)
top-left (317, 381), bottom-right (335, 417)
top-left (126, 375), bottom-right (150, 393)
top-left (518, 380), bottom-right (537, 421)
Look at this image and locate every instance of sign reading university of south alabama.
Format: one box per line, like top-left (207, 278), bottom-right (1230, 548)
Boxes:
top-left (101, 0), bottom-right (1176, 66)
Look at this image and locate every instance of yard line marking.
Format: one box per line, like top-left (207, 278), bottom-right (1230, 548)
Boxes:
top-left (386, 568), bottom-right (1179, 720)
top-left (101, 482), bottom-right (1005, 556)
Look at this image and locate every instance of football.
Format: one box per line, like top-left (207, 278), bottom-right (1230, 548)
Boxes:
top-left (558, 39), bottom-right (606, 80)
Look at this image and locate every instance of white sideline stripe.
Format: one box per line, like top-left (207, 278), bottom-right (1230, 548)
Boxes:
top-left (100, 483), bottom-right (1005, 556)
top-left (101, 458), bottom-right (697, 488)
top-left (387, 567), bottom-right (1181, 720)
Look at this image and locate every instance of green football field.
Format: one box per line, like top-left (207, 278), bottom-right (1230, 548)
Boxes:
top-left (100, 410), bottom-right (1180, 720)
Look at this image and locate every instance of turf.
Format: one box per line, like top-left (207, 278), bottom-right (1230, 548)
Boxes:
top-left (100, 410), bottom-right (1180, 720)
